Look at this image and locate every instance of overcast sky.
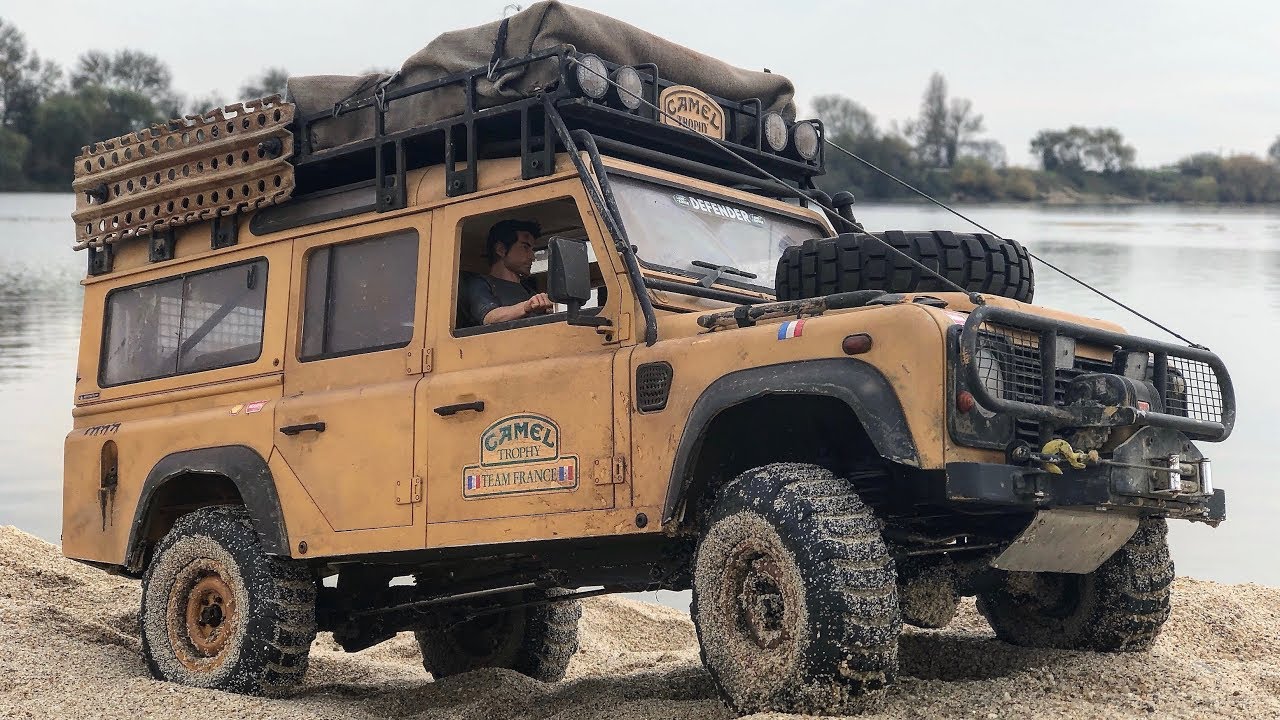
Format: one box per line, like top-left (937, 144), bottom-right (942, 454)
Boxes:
top-left (2, 0), bottom-right (1276, 167)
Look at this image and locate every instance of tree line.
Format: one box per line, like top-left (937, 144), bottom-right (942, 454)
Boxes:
top-left (1, 16), bottom-right (1278, 202)
top-left (0, 18), bottom-right (284, 190)
top-left (815, 72), bottom-right (1280, 203)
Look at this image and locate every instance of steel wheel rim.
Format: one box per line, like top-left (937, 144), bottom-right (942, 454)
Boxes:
top-left (168, 559), bottom-right (240, 672)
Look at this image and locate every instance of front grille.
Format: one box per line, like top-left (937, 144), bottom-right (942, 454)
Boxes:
top-left (976, 325), bottom-right (1225, 445)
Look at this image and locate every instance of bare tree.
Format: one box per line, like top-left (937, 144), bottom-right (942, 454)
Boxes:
top-left (240, 67), bottom-right (289, 100)
top-left (904, 72), bottom-right (988, 168)
top-left (811, 95), bottom-right (877, 141)
top-left (71, 48), bottom-right (180, 116)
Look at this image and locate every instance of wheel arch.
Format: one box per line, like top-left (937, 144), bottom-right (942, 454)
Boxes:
top-left (661, 359), bottom-right (919, 526)
top-left (126, 445), bottom-right (289, 572)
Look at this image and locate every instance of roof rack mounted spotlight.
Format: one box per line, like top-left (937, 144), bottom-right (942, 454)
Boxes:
top-left (610, 65), bottom-right (644, 110)
top-left (762, 111), bottom-right (788, 153)
top-left (572, 53), bottom-right (609, 99)
top-left (791, 121), bottom-right (820, 161)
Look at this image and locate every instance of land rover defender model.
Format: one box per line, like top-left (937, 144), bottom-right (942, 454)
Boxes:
top-left (62, 3), bottom-right (1234, 715)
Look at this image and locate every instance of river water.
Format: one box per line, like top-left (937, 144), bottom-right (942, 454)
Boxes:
top-left (2, 193), bottom-right (1277, 586)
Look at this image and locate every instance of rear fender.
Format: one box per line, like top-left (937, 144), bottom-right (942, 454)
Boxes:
top-left (126, 445), bottom-right (288, 571)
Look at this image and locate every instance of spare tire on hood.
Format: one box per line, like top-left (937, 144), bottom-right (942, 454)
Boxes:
top-left (774, 230), bottom-right (1034, 303)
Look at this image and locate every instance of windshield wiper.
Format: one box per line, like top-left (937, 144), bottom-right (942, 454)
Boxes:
top-left (691, 260), bottom-right (758, 288)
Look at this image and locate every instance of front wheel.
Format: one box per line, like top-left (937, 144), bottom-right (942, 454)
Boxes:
top-left (977, 516), bottom-right (1173, 652)
top-left (691, 463), bottom-right (900, 716)
top-left (139, 506), bottom-right (317, 695)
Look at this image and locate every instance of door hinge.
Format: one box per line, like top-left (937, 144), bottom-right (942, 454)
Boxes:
top-left (593, 456), bottom-right (628, 485)
top-left (395, 476), bottom-right (423, 504)
top-left (404, 347), bottom-right (434, 375)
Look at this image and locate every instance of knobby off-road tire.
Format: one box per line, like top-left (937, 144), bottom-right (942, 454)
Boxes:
top-left (140, 505), bottom-right (317, 695)
top-left (977, 517), bottom-right (1173, 652)
top-left (691, 463), bottom-right (900, 716)
top-left (775, 230), bottom-right (1035, 303)
top-left (414, 588), bottom-right (581, 682)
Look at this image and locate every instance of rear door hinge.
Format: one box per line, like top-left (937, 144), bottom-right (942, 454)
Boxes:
top-left (395, 476), bottom-right (423, 504)
top-left (592, 455), bottom-right (628, 485)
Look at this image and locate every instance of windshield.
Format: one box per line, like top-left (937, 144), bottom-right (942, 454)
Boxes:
top-left (609, 175), bottom-right (827, 292)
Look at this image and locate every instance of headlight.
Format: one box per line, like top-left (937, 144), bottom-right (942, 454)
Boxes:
top-left (762, 112), bottom-right (788, 152)
top-left (791, 121), bottom-right (820, 160)
top-left (574, 54), bottom-right (609, 99)
top-left (611, 66), bottom-right (643, 110)
top-left (973, 346), bottom-right (1004, 416)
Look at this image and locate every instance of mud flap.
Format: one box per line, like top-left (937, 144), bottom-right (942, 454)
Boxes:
top-left (992, 509), bottom-right (1139, 574)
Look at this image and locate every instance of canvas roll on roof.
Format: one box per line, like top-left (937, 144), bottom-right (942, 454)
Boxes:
top-left (287, 0), bottom-right (797, 152)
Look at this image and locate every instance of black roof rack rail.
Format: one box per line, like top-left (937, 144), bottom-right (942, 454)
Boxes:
top-left (290, 45), bottom-right (824, 210)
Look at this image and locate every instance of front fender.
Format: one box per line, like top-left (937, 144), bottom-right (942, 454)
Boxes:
top-left (661, 358), bottom-right (917, 523)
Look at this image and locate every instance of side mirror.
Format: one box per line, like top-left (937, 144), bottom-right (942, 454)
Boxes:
top-left (547, 236), bottom-right (610, 328)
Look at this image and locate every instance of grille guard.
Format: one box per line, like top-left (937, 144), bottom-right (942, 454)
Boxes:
top-left (959, 305), bottom-right (1236, 442)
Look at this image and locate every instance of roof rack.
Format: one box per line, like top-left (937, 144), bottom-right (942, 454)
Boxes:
top-left (291, 45), bottom-right (825, 215)
top-left (72, 46), bottom-right (825, 275)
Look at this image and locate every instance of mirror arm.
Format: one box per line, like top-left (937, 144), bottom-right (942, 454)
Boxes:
top-left (566, 300), bottom-right (612, 328)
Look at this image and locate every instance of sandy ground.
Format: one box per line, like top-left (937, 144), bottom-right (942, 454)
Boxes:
top-left (2, 525), bottom-right (1278, 720)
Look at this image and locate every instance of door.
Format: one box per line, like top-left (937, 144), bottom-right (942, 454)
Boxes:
top-left (418, 183), bottom-right (625, 525)
top-left (274, 220), bottom-right (428, 532)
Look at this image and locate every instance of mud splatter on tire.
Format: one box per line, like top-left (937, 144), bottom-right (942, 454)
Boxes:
top-left (691, 463), bottom-right (900, 716)
top-left (139, 505), bottom-right (317, 695)
top-left (977, 516), bottom-right (1173, 652)
top-left (415, 587), bottom-right (581, 682)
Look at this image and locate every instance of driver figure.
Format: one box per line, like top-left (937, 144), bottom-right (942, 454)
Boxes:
top-left (462, 219), bottom-right (555, 326)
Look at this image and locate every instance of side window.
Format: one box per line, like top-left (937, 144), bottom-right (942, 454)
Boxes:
top-left (300, 230), bottom-right (418, 360)
top-left (100, 259), bottom-right (267, 386)
top-left (454, 198), bottom-right (605, 332)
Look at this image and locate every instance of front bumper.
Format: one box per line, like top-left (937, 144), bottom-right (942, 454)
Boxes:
top-left (945, 426), bottom-right (1226, 524)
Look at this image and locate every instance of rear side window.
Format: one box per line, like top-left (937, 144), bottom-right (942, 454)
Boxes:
top-left (301, 230), bottom-right (418, 360)
top-left (100, 259), bottom-right (267, 386)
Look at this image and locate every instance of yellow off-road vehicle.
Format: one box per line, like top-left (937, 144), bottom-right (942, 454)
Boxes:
top-left (62, 3), bottom-right (1234, 715)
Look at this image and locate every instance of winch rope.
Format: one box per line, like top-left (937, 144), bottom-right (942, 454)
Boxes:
top-left (564, 56), bottom-right (982, 304)
top-left (567, 55), bottom-right (1202, 347)
top-left (822, 140), bottom-right (1201, 347)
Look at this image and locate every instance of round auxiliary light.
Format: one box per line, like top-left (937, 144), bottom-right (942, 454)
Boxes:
top-left (762, 112), bottom-right (788, 152)
top-left (792, 121), bottom-right (820, 161)
top-left (611, 65), bottom-right (643, 110)
top-left (574, 54), bottom-right (609, 99)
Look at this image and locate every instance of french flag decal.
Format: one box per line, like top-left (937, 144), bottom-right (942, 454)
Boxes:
top-left (466, 475), bottom-right (480, 490)
top-left (558, 465), bottom-right (575, 484)
top-left (777, 320), bottom-right (806, 340)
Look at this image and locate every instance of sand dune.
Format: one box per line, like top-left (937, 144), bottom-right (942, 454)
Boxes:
top-left (2, 525), bottom-right (1277, 719)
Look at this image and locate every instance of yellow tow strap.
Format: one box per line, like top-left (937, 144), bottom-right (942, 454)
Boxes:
top-left (1041, 438), bottom-right (1089, 475)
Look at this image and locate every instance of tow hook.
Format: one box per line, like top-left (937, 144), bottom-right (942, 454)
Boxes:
top-left (1011, 439), bottom-right (1210, 495)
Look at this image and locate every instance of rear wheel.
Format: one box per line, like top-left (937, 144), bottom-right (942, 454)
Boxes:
top-left (977, 517), bottom-right (1173, 651)
top-left (691, 463), bottom-right (900, 716)
top-left (414, 588), bottom-right (581, 681)
top-left (140, 506), bottom-right (316, 695)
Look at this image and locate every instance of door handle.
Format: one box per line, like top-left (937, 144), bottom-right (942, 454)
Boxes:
top-left (434, 401), bottom-right (485, 416)
top-left (279, 422), bottom-right (326, 436)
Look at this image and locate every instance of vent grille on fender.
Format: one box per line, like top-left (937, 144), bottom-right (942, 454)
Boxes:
top-left (636, 362), bottom-right (674, 412)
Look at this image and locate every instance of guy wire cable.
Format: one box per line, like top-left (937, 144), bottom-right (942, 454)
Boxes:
top-left (564, 56), bottom-right (983, 306)
top-left (566, 56), bottom-right (1203, 348)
